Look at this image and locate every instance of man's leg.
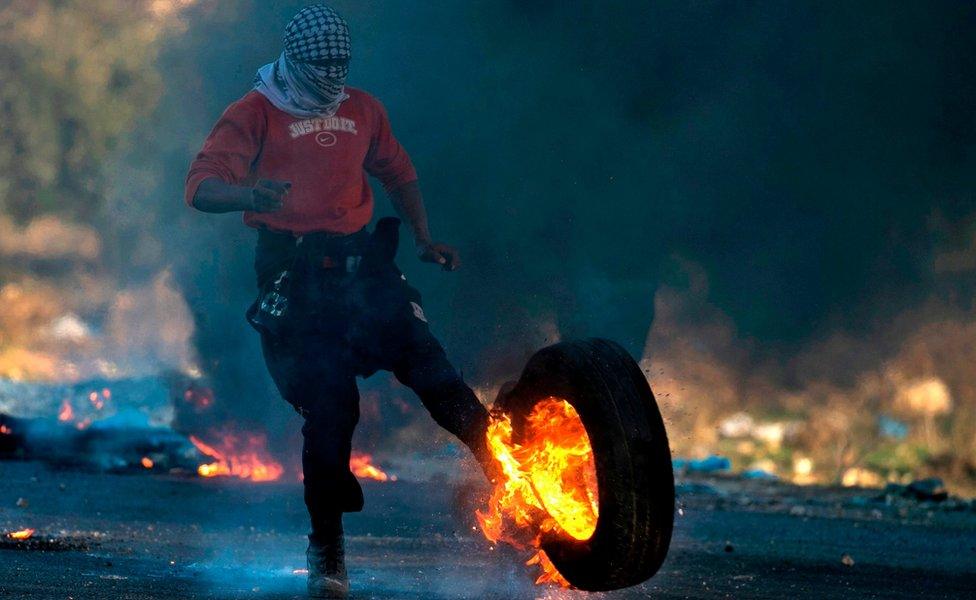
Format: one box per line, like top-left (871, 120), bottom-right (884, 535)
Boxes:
top-left (260, 331), bottom-right (363, 519)
top-left (260, 331), bottom-right (358, 598)
top-left (391, 332), bottom-right (494, 475)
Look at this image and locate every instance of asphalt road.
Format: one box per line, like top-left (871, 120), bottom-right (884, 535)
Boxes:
top-left (1, 461), bottom-right (974, 599)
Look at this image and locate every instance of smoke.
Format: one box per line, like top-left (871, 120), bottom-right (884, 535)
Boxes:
top-left (18, 1), bottom-right (967, 484)
top-left (645, 253), bottom-right (976, 487)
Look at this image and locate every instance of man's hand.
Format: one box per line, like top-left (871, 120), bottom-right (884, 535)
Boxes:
top-left (250, 179), bottom-right (291, 213)
top-left (192, 178), bottom-right (290, 214)
top-left (388, 182), bottom-right (460, 271)
top-left (417, 242), bottom-right (461, 271)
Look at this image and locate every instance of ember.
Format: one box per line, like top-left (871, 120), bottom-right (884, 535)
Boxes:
top-left (7, 528), bottom-right (35, 541)
top-left (88, 390), bottom-right (105, 410)
top-left (182, 385), bottom-right (214, 412)
top-left (476, 397), bottom-right (599, 587)
top-left (189, 431), bottom-right (283, 482)
top-left (57, 400), bottom-right (74, 422)
top-left (350, 452), bottom-right (394, 482)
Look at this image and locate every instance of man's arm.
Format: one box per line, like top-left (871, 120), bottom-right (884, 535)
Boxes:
top-left (389, 180), bottom-right (461, 271)
top-left (192, 178), bottom-right (290, 214)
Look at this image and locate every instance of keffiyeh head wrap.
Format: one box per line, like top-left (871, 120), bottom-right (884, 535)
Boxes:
top-left (254, 5), bottom-right (352, 118)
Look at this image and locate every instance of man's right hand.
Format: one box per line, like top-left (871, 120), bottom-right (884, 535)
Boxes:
top-left (191, 178), bottom-right (291, 214)
top-left (250, 179), bottom-right (291, 212)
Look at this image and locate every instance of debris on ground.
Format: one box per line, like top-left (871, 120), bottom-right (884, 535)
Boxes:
top-left (906, 478), bottom-right (949, 502)
top-left (674, 455), bottom-right (732, 473)
top-left (675, 482), bottom-right (725, 497)
top-left (876, 478), bottom-right (949, 503)
top-left (0, 531), bottom-right (96, 552)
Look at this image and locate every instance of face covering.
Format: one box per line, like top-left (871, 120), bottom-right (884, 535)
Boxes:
top-left (254, 4), bottom-right (351, 118)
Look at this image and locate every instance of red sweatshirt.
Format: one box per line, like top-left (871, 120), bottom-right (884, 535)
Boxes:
top-left (185, 88), bottom-right (417, 235)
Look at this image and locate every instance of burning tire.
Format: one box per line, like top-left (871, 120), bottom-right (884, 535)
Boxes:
top-left (492, 338), bottom-right (674, 591)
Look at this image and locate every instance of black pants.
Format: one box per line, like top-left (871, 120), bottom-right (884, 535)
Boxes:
top-left (252, 230), bottom-right (488, 527)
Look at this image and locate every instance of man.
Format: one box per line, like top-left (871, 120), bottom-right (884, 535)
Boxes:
top-left (184, 6), bottom-right (493, 598)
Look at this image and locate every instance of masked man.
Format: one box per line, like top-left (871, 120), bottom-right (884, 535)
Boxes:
top-left (184, 6), bottom-right (493, 598)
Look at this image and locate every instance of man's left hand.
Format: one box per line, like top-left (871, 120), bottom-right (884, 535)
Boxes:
top-left (418, 242), bottom-right (461, 271)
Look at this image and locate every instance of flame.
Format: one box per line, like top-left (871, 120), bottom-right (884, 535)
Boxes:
top-left (58, 400), bottom-right (74, 422)
top-left (141, 456), bottom-right (154, 469)
top-left (190, 431), bottom-right (283, 482)
top-left (0, 424), bottom-right (11, 435)
top-left (7, 528), bottom-right (35, 540)
top-left (349, 452), bottom-right (394, 482)
top-left (526, 551), bottom-right (570, 586)
top-left (476, 397), bottom-right (599, 587)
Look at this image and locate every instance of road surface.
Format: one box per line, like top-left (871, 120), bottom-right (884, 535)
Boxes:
top-left (1, 461), bottom-right (974, 599)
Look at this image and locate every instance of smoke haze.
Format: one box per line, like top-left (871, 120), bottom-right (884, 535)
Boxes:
top-left (4, 1), bottom-right (976, 488)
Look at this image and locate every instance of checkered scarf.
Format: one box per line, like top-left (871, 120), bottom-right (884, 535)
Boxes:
top-left (254, 5), bottom-right (352, 118)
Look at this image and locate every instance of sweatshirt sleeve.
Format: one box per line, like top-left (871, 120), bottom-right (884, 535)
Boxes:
top-left (363, 98), bottom-right (418, 193)
top-left (184, 95), bottom-right (267, 207)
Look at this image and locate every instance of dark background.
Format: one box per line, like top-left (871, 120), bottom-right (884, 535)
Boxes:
top-left (149, 1), bottom-right (976, 414)
top-left (7, 1), bottom-right (973, 469)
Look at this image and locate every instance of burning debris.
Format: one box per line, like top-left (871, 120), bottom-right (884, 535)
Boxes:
top-left (6, 528), bottom-right (35, 540)
top-left (0, 409), bottom-right (203, 474)
top-left (0, 529), bottom-right (95, 552)
top-left (0, 372), bottom-right (405, 488)
top-left (0, 376), bottom-right (286, 479)
top-left (189, 431), bottom-right (284, 483)
top-left (350, 452), bottom-right (395, 482)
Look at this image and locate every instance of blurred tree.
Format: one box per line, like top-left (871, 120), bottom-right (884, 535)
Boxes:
top-left (0, 0), bottom-right (194, 223)
top-left (0, 1), bottom-right (204, 381)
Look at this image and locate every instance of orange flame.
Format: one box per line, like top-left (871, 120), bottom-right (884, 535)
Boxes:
top-left (58, 400), bottom-right (74, 422)
top-left (0, 424), bottom-right (11, 435)
top-left (349, 452), bottom-right (394, 482)
top-left (7, 528), bottom-right (35, 540)
top-left (141, 456), bottom-right (154, 469)
top-left (476, 397), bottom-right (599, 587)
top-left (190, 431), bottom-right (283, 482)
